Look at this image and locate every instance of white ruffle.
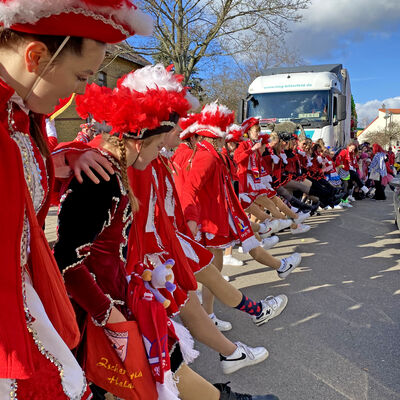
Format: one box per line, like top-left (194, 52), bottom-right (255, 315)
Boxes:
top-left (156, 370), bottom-right (180, 400)
top-left (241, 235), bottom-right (261, 253)
top-left (171, 320), bottom-right (199, 365)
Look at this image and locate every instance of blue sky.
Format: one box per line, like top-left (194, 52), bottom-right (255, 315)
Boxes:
top-left (285, 0), bottom-right (400, 127)
top-left (131, 0), bottom-right (399, 127)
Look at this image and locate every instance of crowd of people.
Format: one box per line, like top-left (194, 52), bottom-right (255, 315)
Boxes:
top-left (0, 1), bottom-right (397, 400)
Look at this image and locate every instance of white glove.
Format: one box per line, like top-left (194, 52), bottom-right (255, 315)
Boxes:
top-left (280, 153), bottom-right (288, 164)
top-left (317, 156), bottom-right (323, 164)
top-left (271, 154), bottom-right (280, 164)
top-left (264, 174), bottom-right (273, 183)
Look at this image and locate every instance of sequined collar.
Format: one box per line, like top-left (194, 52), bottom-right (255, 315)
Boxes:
top-left (98, 148), bottom-right (122, 172)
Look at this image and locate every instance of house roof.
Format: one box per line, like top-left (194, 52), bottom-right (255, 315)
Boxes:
top-left (378, 108), bottom-right (400, 114)
top-left (358, 116), bottom-right (378, 137)
top-left (106, 42), bottom-right (151, 67)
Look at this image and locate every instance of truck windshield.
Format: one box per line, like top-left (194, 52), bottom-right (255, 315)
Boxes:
top-left (247, 90), bottom-right (330, 124)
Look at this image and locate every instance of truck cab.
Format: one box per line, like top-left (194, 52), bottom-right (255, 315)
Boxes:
top-left (241, 64), bottom-right (351, 149)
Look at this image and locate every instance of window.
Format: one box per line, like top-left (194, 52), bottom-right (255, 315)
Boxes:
top-left (98, 71), bottom-right (107, 87)
top-left (247, 90), bottom-right (331, 124)
top-left (332, 96), bottom-right (338, 124)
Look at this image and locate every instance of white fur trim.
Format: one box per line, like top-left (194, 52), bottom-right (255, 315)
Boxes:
top-left (0, 0), bottom-right (153, 36)
top-left (171, 320), bottom-right (199, 365)
top-left (202, 100), bottom-right (232, 118)
top-left (156, 370), bottom-right (180, 400)
top-left (180, 122), bottom-right (226, 139)
top-left (193, 124), bottom-right (226, 138)
top-left (121, 63), bottom-right (199, 109)
top-left (241, 235), bottom-right (261, 253)
top-left (121, 64), bottom-right (184, 93)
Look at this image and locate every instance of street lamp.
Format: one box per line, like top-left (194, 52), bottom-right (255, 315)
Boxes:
top-left (383, 107), bottom-right (393, 147)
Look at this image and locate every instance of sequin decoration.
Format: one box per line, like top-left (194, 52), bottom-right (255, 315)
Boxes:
top-left (9, 380), bottom-right (18, 400)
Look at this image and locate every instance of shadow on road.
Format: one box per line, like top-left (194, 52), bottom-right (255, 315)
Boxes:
top-left (191, 197), bottom-right (400, 400)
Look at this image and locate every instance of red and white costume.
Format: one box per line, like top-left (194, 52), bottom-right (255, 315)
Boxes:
top-left (73, 64), bottom-right (202, 399)
top-left (0, 0), bottom-right (152, 398)
top-left (179, 104), bottom-right (260, 253)
top-left (233, 118), bottom-right (275, 209)
top-left (335, 148), bottom-right (359, 172)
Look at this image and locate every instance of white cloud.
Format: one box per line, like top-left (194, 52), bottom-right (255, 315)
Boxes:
top-left (356, 96), bottom-right (400, 127)
top-left (286, 0), bottom-right (400, 58)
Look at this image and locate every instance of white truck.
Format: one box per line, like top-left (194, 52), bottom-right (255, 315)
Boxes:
top-left (239, 64), bottom-right (352, 149)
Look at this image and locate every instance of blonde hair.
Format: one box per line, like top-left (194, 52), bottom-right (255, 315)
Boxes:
top-left (104, 134), bottom-right (139, 213)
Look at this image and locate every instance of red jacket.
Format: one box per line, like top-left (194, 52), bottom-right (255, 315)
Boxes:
top-left (308, 155), bottom-right (325, 180)
top-left (335, 148), bottom-right (358, 171)
top-left (262, 145), bottom-right (283, 185)
top-left (233, 140), bottom-right (263, 193)
top-left (181, 140), bottom-right (232, 236)
top-left (221, 147), bottom-right (239, 182)
top-left (171, 142), bottom-right (193, 199)
top-left (0, 78), bottom-right (80, 379)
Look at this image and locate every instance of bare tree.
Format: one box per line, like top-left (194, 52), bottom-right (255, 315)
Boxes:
top-left (135, 0), bottom-right (310, 84)
top-left (202, 38), bottom-right (303, 115)
top-left (364, 121), bottom-right (400, 147)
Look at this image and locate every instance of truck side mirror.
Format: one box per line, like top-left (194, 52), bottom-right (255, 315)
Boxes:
top-left (238, 99), bottom-right (245, 123)
top-left (337, 95), bottom-right (347, 121)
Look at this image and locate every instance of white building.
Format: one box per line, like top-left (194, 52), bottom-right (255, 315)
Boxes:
top-left (358, 108), bottom-right (400, 150)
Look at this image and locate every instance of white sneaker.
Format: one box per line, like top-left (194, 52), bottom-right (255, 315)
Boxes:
top-left (251, 294), bottom-right (288, 326)
top-left (258, 221), bottom-right (271, 235)
top-left (341, 200), bottom-right (353, 208)
top-left (220, 341), bottom-right (269, 374)
top-left (223, 255), bottom-right (244, 266)
top-left (361, 185), bottom-right (369, 194)
top-left (294, 211), bottom-right (310, 224)
top-left (333, 204), bottom-right (344, 210)
top-left (260, 219), bottom-right (281, 236)
top-left (291, 206), bottom-right (299, 213)
top-left (278, 253), bottom-right (301, 279)
top-left (237, 246), bottom-right (244, 253)
top-left (290, 224), bottom-right (310, 234)
top-left (347, 195), bottom-right (355, 202)
top-left (277, 219), bottom-right (293, 231)
top-left (210, 314), bottom-right (232, 331)
top-left (260, 235), bottom-right (279, 250)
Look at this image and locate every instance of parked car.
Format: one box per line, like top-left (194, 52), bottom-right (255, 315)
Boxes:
top-left (392, 177), bottom-right (400, 230)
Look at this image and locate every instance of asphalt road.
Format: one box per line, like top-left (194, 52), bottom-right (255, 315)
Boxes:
top-left (188, 194), bottom-right (400, 400)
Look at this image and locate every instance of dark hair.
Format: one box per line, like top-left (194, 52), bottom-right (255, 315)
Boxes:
top-left (0, 28), bottom-right (86, 57)
top-left (311, 143), bottom-right (321, 156)
top-left (0, 29), bottom-right (103, 156)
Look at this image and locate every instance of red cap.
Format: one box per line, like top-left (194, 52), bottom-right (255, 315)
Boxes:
top-left (241, 117), bottom-right (260, 134)
top-left (0, 0), bottom-right (153, 43)
top-left (184, 102), bottom-right (235, 139)
top-left (76, 64), bottom-right (192, 139)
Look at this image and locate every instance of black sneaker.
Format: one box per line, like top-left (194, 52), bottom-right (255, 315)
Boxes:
top-left (214, 382), bottom-right (279, 400)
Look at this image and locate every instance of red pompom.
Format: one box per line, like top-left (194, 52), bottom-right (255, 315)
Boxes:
top-left (179, 114), bottom-right (199, 130)
top-left (226, 124), bottom-right (244, 142)
top-left (75, 83), bottom-right (113, 123)
top-left (198, 103), bottom-right (235, 133)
